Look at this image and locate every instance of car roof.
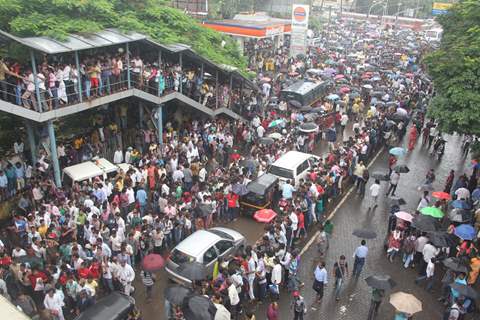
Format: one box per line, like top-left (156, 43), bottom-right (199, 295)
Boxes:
top-left (175, 230), bottom-right (222, 257)
top-left (247, 173), bottom-right (278, 194)
top-left (271, 151), bottom-right (314, 169)
top-left (74, 292), bottom-right (134, 320)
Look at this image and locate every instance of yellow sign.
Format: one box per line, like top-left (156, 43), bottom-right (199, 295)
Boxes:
top-left (432, 2), bottom-right (453, 10)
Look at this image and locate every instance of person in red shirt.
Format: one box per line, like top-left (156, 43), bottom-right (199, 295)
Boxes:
top-left (388, 155), bottom-right (397, 175)
top-left (226, 191), bottom-right (239, 222)
top-left (296, 209), bottom-right (306, 239)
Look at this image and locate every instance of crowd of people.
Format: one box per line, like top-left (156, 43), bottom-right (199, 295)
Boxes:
top-left (0, 15), bottom-right (477, 320)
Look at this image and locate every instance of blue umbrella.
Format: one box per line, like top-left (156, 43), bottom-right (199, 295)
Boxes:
top-left (326, 94), bottom-right (340, 100)
top-left (454, 224), bottom-right (476, 240)
top-left (451, 200), bottom-right (471, 210)
top-left (389, 147), bottom-right (406, 156)
top-left (472, 188), bottom-right (480, 200)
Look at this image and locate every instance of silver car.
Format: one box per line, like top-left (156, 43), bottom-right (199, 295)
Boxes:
top-left (165, 227), bottom-right (246, 285)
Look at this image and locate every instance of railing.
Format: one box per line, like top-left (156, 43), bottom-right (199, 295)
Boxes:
top-left (0, 71), bottom-right (240, 116)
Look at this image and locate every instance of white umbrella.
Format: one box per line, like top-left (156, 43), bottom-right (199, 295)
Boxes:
top-left (389, 292), bottom-right (422, 314)
top-left (396, 107), bottom-right (408, 116)
top-left (268, 132), bottom-right (283, 140)
top-left (362, 84), bottom-right (373, 89)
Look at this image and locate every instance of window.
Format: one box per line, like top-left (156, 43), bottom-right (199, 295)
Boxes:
top-left (268, 165), bottom-right (294, 179)
top-left (215, 240), bottom-right (233, 255)
top-left (203, 246), bottom-right (218, 264)
top-left (297, 160), bottom-right (310, 175)
top-left (170, 249), bottom-right (194, 264)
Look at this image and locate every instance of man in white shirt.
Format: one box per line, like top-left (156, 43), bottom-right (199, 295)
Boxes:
top-left (117, 259), bottom-right (135, 295)
top-left (368, 179), bottom-right (381, 209)
top-left (113, 147), bottom-right (123, 164)
top-left (271, 258), bottom-right (282, 298)
top-left (227, 278), bottom-right (240, 317)
top-left (256, 125), bottom-right (265, 138)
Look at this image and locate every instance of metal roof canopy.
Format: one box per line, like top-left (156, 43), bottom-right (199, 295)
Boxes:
top-left (0, 28), bottom-right (146, 54)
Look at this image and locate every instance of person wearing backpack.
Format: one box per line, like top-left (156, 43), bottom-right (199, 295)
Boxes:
top-left (443, 299), bottom-right (461, 320)
top-left (291, 291), bottom-right (306, 320)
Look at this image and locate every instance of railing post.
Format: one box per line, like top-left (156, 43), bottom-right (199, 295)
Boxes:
top-left (47, 120), bottom-right (61, 187)
top-left (156, 105), bottom-right (163, 146)
top-left (139, 102), bottom-right (144, 129)
top-left (179, 52), bottom-right (183, 94)
top-left (215, 70), bottom-right (219, 109)
top-left (229, 74), bottom-right (233, 108)
top-left (30, 51), bottom-right (42, 112)
top-left (74, 51), bottom-right (83, 103)
top-left (126, 43), bottom-right (131, 89)
top-left (158, 50), bottom-right (162, 96)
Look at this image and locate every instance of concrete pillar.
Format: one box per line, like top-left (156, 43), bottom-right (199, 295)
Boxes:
top-left (156, 105), bottom-right (163, 146)
top-left (158, 50), bottom-right (162, 96)
top-left (25, 120), bottom-right (36, 165)
top-left (47, 121), bottom-right (61, 187)
top-left (74, 51), bottom-right (83, 103)
top-left (30, 51), bottom-right (42, 112)
top-left (179, 52), bottom-right (183, 94)
top-left (126, 43), bottom-right (131, 89)
top-left (139, 102), bottom-right (144, 129)
top-left (215, 70), bottom-right (219, 109)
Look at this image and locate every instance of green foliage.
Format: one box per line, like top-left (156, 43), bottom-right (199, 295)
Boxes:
top-left (424, 0), bottom-right (480, 135)
top-left (0, 0), bottom-right (246, 70)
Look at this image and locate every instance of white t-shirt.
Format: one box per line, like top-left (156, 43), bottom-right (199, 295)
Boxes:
top-left (370, 183), bottom-right (380, 197)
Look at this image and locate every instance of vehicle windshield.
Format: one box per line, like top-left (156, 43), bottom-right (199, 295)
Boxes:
top-left (267, 165), bottom-right (294, 179)
top-left (170, 249), bottom-right (195, 264)
top-left (207, 229), bottom-right (234, 240)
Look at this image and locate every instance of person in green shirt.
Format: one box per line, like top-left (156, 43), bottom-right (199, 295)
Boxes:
top-left (76, 210), bottom-right (87, 240)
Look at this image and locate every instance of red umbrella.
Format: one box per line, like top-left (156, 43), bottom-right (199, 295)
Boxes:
top-left (432, 191), bottom-right (451, 200)
top-left (339, 86), bottom-right (351, 94)
top-left (142, 254), bottom-right (165, 272)
top-left (230, 153), bottom-right (241, 161)
top-left (253, 209), bottom-right (277, 223)
top-left (394, 211), bottom-right (413, 222)
top-left (334, 74), bottom-right (345, 80)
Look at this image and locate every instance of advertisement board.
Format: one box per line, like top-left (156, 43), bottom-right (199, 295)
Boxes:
top-left (290, 4), bottom-right (310, 57)
top-left (432, 2), bottom-right (453, 15)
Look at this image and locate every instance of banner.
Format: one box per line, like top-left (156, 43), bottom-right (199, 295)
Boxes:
top-left (290, 4), bottom-right (310, 57)
top-left (432, 2), bottom-right (453, 15)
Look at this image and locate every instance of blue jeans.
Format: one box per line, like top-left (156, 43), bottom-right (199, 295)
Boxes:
top-left (15, 85), bottom-right (22, 105)
top-left (403, 253), bottom-right (414, 268)
top-left (84, 80), bottom-right (91, 98)
top-left (227, 207), bottom-right (236, 221)
top-left (334, 277), bottom-right (344, 299)
top-left (353, 256), bottom-right (365, 276)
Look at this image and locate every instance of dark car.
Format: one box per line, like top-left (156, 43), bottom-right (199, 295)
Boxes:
top-left (74, 292), bottom-right (135, 320)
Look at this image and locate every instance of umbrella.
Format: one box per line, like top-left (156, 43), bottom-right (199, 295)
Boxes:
top-left (365, 275), bottom-right (397, 290)
top-left (454, 224), bottom-right (476, 240)
top-left (239, 159), bottom-right (257, 169)
top-left (389, 147), bottom-right (406, 156)
top-left (420, 206), bottom-right (444, 218)
top-left (427, 232), bottom-right (456, 248)
top-left (326, 94), bottom-right (340, 100)
top-left (432, 191), bottom-right (451, 200)
top-left (362, 84), bottom-right (373, 89)
top-left (450, 283), bottom-right (478, 300)
top-left (182, 295), bottom-right (216, 320)
top-left (310, 107), bottom-right (324, 114)
top-left (268, 132), bottom-right (283, 140)
top-left (253, 209), bottom-right (278, 223)
top-left (339, 86), bottom-right (350, 94)
top-left (389, 292), bottom-right (422, 314)
top-left (393, 165), bottom-right (410, 173)
top-left (300, 105), bottom-right (313, 113)
top-left (195, 203), bottom-right (212, 217)
top-left (299, 122), bottom-right (319, 133)
top-left (268, 119), bottom-right (285, 128)
top-left (289, 100), bottom-right (302, 108)
top-left (442, 257), bottom-right (470, 273)
top-left (372, 172), bottom-right (390, 181)
top-left (232, 183), bottom-right (249, 196)
top-left (164, 285), bottom-right (192, 305)
top-left (304, 113), bottom-right (318, 121)
top-left (142, 253), bottom-right (165, 272)
top-left (389, 197), bottom-right (407, 206)
top-left (334, 74), bottom-right (345, 80)
top-left (448, 208), bottom-right (473, 223)
top-left (352, 229), bottom-right (377, 239)
top-left (395, 211), bottom-right (413, 222)
top-left (177, 262), bottom-right (208, 281)
top-left (472, 188), bottom-right (480, 200)
top-left (451, 200), bottom-right (471, 210)
top-left (411, 215), bottom-right (440, 232)
top-left (259, 137), bottom-right (275, 145)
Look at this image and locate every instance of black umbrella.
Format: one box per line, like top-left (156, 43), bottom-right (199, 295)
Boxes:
top-left (164, 285), bottom-right (192, 305)
top-left (177, 262), bottom-right (208, 281)
top-left (450, 283), bottom-right (478, 300)
top-left (259, 137), bottom-right (275, 145)
top-left (352, 229), bottom-right (377, 239)
top-left (194, 203), bottom-right (212, 217)
top-left (300, 105), bottom-right (313, 113)
top-left (289, 100), bottom-right (302, 108)
top-left (394, 165), bottom-right (410, 173)
top-left (427, 232), bottom-right (457, 248)
top-left (411, 215), bottom-right (440, 232)
top-left (310, 107), bottom-right (324, 114)
top-left (232, 183), bottom-right (249, 196)
top-left (389, 197), bottom-right (407, 206)
top-left (239, 159), bottom-right (257, 169)
top-left (299, 122), bottom-right (319, 133)
top-left (371, 91), bottom-right (385, 97)
top-left (442, 257), bottom-right (470, 273)
top-left (372, 172), bottom-right (390, 181)
top-left (365, 275), bottom-right (397, 290)
top-left (448, 208), bottom-right (473, 223)
top-left (182, 295), bottom-right (217, 320)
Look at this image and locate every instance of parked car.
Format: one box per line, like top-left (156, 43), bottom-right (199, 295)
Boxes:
top-left (165, 227), bottom-right (246, 285)
top-left (74, 292), bottom-right (135, 320)
top-left (267, 151), bottom-right (319, 186)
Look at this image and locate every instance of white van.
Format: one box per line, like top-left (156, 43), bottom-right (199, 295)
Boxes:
top-left (267, 151), bottom-right (319, 186)
top-left (62, 158), bottom-right (118, 187)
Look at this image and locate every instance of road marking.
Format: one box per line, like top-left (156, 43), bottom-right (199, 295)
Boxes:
top-left (299, 147), bottom-right (384, 257)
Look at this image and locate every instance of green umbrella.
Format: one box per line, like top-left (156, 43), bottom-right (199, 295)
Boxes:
top-left (268, 119), bottom-right (285, 128)
top-left (420, 206), bottom-right (444, 218)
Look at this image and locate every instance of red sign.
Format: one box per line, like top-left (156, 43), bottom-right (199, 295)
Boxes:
top-left (293, 6), bottom-right (307, 22)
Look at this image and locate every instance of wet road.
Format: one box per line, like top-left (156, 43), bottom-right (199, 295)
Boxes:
top-left (135, 130), bottom-right (475, 320)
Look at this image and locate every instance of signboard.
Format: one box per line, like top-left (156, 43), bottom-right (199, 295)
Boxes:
top-left (432, 2), bottom-right (453, 15)
top-left (290, 4), bottom-right (310, 57)
top-left (266, 25), bottom-right (285, 37)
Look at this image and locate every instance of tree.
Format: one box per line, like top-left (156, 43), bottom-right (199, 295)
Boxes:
top-left (424, 0), bottom-right (480, 135)
top-left (0, 0), bottom-right (246, 70)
